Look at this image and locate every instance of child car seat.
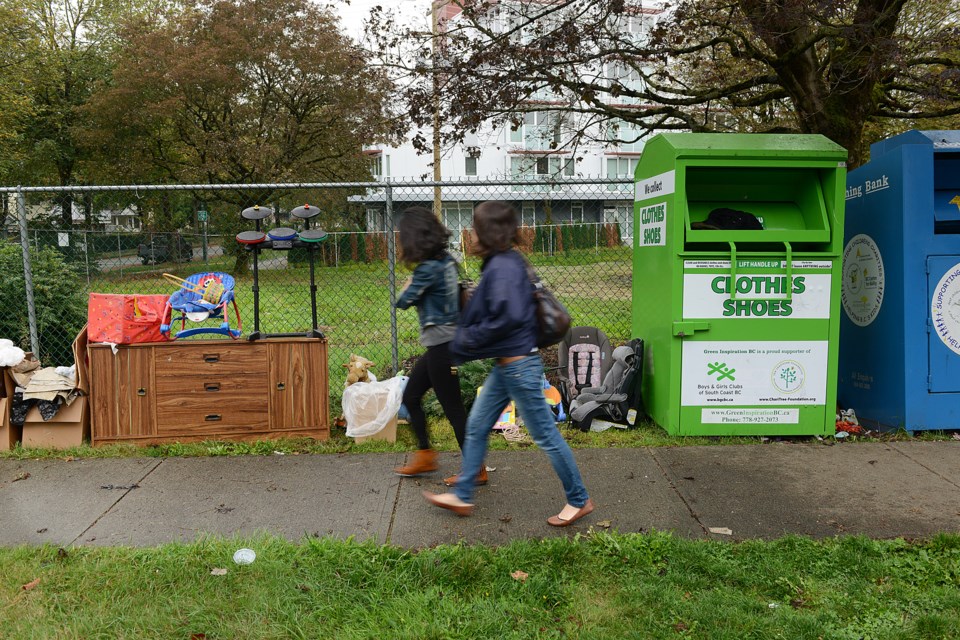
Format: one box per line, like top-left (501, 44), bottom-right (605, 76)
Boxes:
top-left (161, 271), bottom-right (242, 340)
top-left (557, 326), bottom-right (613, 411)
top-left (569, 339), bottom-right (644, 431)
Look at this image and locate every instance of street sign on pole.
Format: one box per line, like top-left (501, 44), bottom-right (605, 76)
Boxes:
top-left (198, 210), bottom-right (209, 222)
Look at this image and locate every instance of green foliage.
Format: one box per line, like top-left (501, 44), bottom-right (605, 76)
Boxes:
top-left (85, 0), bottom-right (398, 186)
top-left (422, 358), bottom-right (493, 418)
top-left (0, 243), bottom-right (86, 365)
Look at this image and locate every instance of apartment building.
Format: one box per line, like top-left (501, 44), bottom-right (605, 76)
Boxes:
top-left (361, 0), bottom-right (664, 244)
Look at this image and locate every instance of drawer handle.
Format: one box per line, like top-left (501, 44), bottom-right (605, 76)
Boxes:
top-left (276, 382), bottom-right (286, 391)
top-left (205, 414), bottom-right (222, 422)
top-left (205, 383), bottom-right (221, 392)
top-left (204, 354), bottom-right (220, 363)
top-left (137, 388), bottom-right (146, 396)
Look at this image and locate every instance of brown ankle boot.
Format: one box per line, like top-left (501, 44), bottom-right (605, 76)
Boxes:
top-left (395, 449), bottom-right (439, 477)
top-left (443, 466), bottom-right (488, 487)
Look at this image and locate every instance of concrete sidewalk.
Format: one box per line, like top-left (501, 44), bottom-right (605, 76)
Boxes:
top-left (1, 442), bottom-right (958, 548)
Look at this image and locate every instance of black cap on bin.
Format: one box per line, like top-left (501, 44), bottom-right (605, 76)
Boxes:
top-left (691, 207), bottom-right (763, 230)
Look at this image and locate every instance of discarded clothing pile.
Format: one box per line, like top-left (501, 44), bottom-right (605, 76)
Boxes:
top-left (7, 355), bottom-right (80, 426)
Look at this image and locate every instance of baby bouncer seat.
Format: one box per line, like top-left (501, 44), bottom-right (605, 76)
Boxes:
top-left (160, 272), bottom-right (242, 340)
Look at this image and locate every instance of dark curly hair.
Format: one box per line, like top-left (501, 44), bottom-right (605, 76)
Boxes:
top-left (397, 207), bottom-right (451, 267)
top-left (471, 201), bottom-right (519, 257)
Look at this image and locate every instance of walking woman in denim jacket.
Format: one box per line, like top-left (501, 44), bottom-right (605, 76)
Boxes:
top-left (393, 208), bottom-right (475, 481)
top-left (422, 201), bottom-right (594, 527)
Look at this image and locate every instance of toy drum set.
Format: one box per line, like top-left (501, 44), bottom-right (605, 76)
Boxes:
top-left (237, 204), bottom-right (329, 341)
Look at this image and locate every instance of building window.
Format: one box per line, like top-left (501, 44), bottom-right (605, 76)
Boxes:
top-left (607, 157), bottom-right (639, 179)
top-left (571, 201), bottom-right (584, 223)
top-left (465, 156), bottom-right (478, 176)
top-left (370, 155), bottom-right (383, 178)
top-left (521, 203), bottom-right (536, 227)
top-left (603, 202), bottom-right (634, 243)
top-left (442, 202), bottom-right (474, 244)
top-left (510, 111), bottom-right (564, 151)
top-left (607, 119), bottom-right (644, 153)
top-left (526, 156), bottom-right (574, 176)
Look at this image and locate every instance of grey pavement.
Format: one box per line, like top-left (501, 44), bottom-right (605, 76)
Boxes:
top-left (1, 442), bottom-right (958, 548)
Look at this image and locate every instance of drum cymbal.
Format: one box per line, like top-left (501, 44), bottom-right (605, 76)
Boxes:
top-left (241, 205), bottom-right (274, 221)
top-left (291, 204), bottom-right (320, 220)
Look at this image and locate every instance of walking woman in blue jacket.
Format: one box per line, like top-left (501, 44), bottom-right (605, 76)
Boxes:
top-left (393, 208), bottom-right (474, 481)
top-left (422, 201), bottom-right (594, 527)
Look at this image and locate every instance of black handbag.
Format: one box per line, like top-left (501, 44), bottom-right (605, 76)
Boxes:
top-left (525, 262), bottom-right (572, 348)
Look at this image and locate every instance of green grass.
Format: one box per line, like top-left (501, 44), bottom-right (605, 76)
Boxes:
top-left (2, 532), bottom-right (959, 638)
top-left (2, 416), bottom-right (952, 461)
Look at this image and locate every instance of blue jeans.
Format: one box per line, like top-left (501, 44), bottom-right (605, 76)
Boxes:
top-left (455, 355), bottom-right (590, 507)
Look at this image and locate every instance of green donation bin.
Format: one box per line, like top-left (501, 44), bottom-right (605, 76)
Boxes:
top-left (633, 133), bottom-right (847, 435)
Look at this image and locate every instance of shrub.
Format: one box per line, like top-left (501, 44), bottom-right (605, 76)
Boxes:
top-left (0, 243), bottom-right (87, 366)
top-left (422, 358), bottom-right (494, 418)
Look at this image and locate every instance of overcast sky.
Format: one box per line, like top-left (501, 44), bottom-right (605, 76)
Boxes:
top-left (322, 0), bottom-right (429, 40)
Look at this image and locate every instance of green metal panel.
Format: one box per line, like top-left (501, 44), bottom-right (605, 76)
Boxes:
top-left (633, 133), bottom-right (847, 435)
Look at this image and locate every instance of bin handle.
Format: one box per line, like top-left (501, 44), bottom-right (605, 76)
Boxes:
top-left (728, 242), bottom-right (738, 300)
top-left (783, 241), bottom-right (793, 302)
top-left (727, 241), bottom-right (794, 302)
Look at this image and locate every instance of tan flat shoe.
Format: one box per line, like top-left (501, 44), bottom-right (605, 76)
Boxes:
top-left (422, 490), bottom-right (474, 517)
top-left (547, 499), bottom-right (594, 527)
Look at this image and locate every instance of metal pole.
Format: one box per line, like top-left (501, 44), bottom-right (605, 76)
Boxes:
top-left (16, 188), bottom-right (39, 356)
top-left (84, 230), bottom-right (90, 286)
top-left (431, 3), bottom-right (442, 219)
top-left (118, 228), bottom-right (123, 276)
top-left (386, 184), bottom-right (399, 374)
top-left (202, 218), bottom-right (209, 264)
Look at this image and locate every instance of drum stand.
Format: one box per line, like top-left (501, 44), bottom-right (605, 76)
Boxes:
top-left (237, 204), bottom-right (328, 341)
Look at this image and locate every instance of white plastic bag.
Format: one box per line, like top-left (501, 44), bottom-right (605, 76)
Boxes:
top-left (343, 377), bottom-right (405, 437)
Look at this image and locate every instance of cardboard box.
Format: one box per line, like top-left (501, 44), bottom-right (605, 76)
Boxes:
top-left (22, 397), bottom-right (89, 449)
top-left (354, 416), bottom-right (398, 443)
top-left (72, 325), bottom-right (90, 395)
top-left (0, 367), bottom-right (19, 450)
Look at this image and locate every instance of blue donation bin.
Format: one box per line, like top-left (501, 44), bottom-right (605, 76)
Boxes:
top-left (838, 130), bottom-right (960, 431)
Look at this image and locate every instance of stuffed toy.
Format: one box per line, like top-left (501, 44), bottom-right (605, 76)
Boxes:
top-left (343, 354), bottom-right (375, 387)
top-left (336, 354), bottom-right (377, 429)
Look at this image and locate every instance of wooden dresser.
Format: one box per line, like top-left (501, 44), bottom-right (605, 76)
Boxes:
top-left (88, 338), bottom-right (328, 445)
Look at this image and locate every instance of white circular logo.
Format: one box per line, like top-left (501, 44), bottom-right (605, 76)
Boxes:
top-left (772, 360), bottom-right (806, 394)
top-left (841, 234), bottom-right (885, 327)
top-left (931, 263), bottom-right (960, 356)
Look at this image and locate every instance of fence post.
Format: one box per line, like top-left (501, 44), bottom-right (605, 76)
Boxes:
top-left (117, 228), bottom-right (123, 276)
top-left (16, 187), bottom-right (39, 356)
top-left (386, 183), bottom-right (399, 374)
top-left (84, 230), bottom-right (90, 286)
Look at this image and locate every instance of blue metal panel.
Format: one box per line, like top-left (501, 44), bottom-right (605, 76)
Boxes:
top-left (840, 130), bottom-right (960, 431)
top-left (838, 148), bottom-right (908, 428)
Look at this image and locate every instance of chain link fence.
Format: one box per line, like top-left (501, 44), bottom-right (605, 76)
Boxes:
top-left (0, 179), bottom-right (635, 408)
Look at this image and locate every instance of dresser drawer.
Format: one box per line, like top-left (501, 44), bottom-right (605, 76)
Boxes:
top-left (154, 376), bottom-right (267, 399)
top-left (154, 344), bottom-right (266, 377)
top-left (156, 393), bottom-right (269, 434)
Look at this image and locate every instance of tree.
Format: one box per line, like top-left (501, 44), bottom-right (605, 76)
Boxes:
top-left (5, 0), bottom-right (159, 226)
top-left (0, 4), bottom-right (37, 185)
top-left (85, 0), bottom-right (399, 267)
top-left (87, 0), bottom-right (398, 186)
top-left (370, 0), bottom-right (960, 167)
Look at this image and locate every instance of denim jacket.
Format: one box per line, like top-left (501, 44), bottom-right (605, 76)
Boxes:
top-left (451, 249), bottom-right (537, 364)
top-left (395, 254), bottom-right (459, 328)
